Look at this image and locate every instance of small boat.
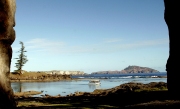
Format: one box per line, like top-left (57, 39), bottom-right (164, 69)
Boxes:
top-left (88, 79), bottom-right (101, 85)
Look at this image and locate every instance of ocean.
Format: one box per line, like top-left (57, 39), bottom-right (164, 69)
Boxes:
top-left (71, 72), bottom-right (167, 79)
top-left (11, 72), bottom-right (167, 97)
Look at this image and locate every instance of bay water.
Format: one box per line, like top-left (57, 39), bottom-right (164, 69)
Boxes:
top-left (11, 73), bottom-right (167, 97)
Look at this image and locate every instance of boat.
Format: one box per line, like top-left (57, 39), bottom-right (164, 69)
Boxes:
top-left (88, 79), bottom-right (101, 85)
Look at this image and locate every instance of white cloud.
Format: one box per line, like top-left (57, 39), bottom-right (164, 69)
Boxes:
top-left (25, 38), bottom-right (65, 53)
top-left (24, 38), bottom-right (96, 54)
top-left (116, 38), bottom-right (168, 49)
top-left (21, 38), bottom-right (168, 55)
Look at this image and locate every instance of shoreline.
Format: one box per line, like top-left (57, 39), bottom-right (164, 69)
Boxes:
top-left (14, 81), bottom-right (167, 97)
top-left (10, 72), bottom-right (73, 82)
top-left (10, 76), bottom-right (167, 82)
top-left (10, 78), bottom-right (73, 82)
top-left (10, 72), bottom-right (166, 83)
top-left (15, 81), bottom-right (179, 109)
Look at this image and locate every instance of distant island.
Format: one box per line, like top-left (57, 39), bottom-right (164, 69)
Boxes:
top-left (91, 65), bottom-right (160, 74)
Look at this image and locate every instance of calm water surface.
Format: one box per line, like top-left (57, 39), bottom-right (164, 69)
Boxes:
top-left (11, 78), bottom-right (166, 97)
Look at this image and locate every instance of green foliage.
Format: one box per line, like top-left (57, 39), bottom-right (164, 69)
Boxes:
top-left (14, 41), bottom-right (28, 74)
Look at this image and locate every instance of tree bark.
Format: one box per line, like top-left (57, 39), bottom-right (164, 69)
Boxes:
top-left (0, 0), bottom-right (17, 108)
top-left (164, 0), bottom-right (180, 97)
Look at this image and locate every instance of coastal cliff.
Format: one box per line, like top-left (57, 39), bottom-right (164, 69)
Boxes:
top-left (92, 65), bottom-right (159, 74)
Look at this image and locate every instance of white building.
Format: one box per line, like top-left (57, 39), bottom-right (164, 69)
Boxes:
top-left (30, 70), bottom-right (85, 75)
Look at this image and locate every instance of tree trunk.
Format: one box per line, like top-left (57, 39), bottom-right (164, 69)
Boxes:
top-left (0, 0), bottom-right (17, 108)
top-left (164, 0), bottom-right (180, 98)
top-left (0, 44), bottom-right (17, 108)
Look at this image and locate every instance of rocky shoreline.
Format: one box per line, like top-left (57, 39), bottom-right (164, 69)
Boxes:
top-left (14, 82), bottom-right (167, 98)
top-left (11, 73), bottom-right (179, 108)
top-left (14, 82), bottom-right (180, 109)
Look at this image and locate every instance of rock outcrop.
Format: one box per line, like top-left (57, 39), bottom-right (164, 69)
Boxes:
top-left (69, 82), bottom-right (167, 97)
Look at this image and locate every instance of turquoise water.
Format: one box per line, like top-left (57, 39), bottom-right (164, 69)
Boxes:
top-left (11, 77), bottom-right (166, 97)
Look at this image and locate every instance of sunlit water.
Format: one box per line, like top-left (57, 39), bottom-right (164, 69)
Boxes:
top-left (11, 78), bottom-right (166, 97)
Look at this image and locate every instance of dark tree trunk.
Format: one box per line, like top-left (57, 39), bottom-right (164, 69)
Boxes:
top-left (164, 0), bottom-right (180, 98)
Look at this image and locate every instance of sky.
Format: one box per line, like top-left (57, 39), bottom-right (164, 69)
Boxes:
top-left (11, 0), bottom-right (169, 74)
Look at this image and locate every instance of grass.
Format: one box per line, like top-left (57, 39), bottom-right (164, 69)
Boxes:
top-left (17, 101), bottom-right (120, 109)
top-left (17, 101), bottom-right (72, 107)
top-left (10, 72), bottom-right (47, 77)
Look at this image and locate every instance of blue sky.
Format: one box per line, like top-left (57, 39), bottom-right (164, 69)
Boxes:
top-left (11, 0), bottom-right (168, 73)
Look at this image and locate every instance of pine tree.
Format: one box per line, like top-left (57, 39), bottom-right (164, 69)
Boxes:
top-left (14, 41), bottom-right (28, 74)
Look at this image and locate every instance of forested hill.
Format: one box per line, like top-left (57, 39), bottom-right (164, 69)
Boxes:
top-left (91, 66), bottom-right (159, 74)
